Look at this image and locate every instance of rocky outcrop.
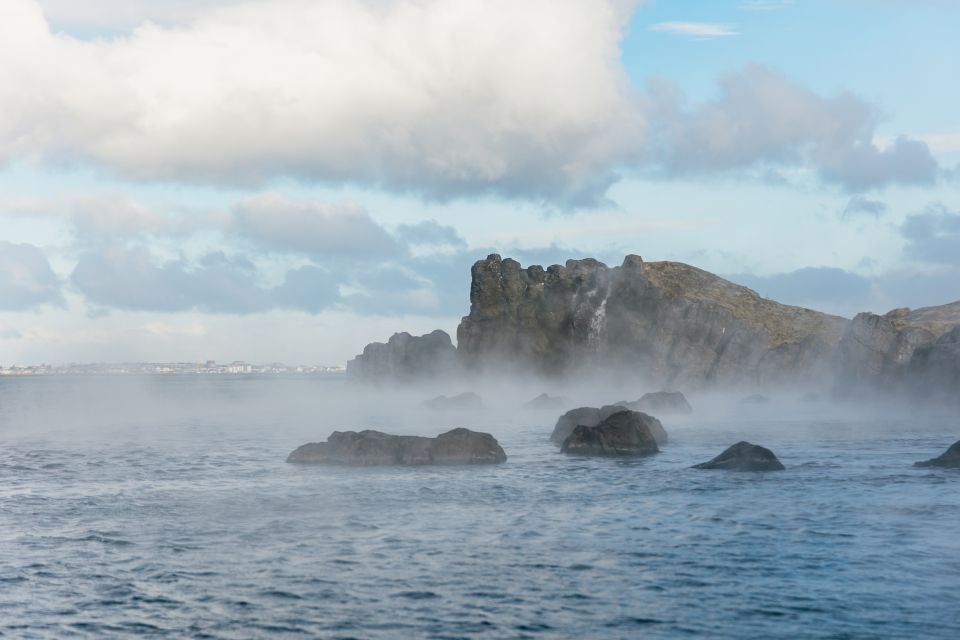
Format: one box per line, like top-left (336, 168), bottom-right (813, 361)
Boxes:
top-left (835, 303), bottom-right (960, 395)
top-left (914, 439), bottom-right (960, 469)
top-left (907, 326), bottom-right (960, 399)
top-left (522, 393), bottom-right (566, 410)
top-left (560, 410), bottom-right (661, 457)
top-left (346, 330), bottom-right (458, 381)
top-left (627, 391), bottom-right (692, 415)
top-left (693, 441), bottom-right (785, 471)
top-left (420, 392), bottom-right (483, 411)
top-left (551, 406), bottom-right (667, 446)
top-left (286, 428), bottom-right (506, 466)
top-left (457, 254), bottom-right (847, 387)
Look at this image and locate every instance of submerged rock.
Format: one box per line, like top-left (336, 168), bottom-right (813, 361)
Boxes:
top-left (560, 410), bottom-right (661, 457)
top-left (693, 441), bottom-right (785, 471)
top-left (740, 394), bottom-right (770, 405)
top-left (522, 393), bottom-right (567, 411)
top-left (552, 405), bottom-right (668, 446)
top-left (914, 440), bottom-right (960, 469)
top-left (287, 428), bottom-right (506, 466)
top-left (630, 391), bottom-right (692, 415)
top-left (420, 392), bottom-right (483, 411)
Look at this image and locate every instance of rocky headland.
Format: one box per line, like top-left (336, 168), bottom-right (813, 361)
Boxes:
top-left (347, 253), bottom-right (960, 400)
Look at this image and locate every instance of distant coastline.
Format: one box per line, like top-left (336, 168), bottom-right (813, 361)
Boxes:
top-left (0, 361), bottom-right (346, 377)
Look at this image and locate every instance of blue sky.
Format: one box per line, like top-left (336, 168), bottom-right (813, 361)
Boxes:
top-left (1, 0), bottom-right (958, 366)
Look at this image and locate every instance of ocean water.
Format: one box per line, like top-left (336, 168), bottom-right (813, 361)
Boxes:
top-left (1, 375), bottom-right (959, 639)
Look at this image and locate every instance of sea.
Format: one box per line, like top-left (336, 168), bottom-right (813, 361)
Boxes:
top-left (1, 374), bottom-right (958, 639)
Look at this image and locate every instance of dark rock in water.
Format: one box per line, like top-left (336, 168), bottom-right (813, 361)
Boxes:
top-left (561, 410), bottom-right (660, 457)
top-left (693, 441), bottom-right (785, 471)
top-left (346, 330), bottom-right (458, 382)
top-left (420, 392), bottom-right (483, 411)
top-left (287, 428), bottom-right (506, 466)
top-left (630, 391), bottom-right (692, 414)
top-left (551, 407), bottom-right (602, 444)
top-left (552, 405), bottom-right (668, 446)
top-left (800, 392), bottom-right (820, 403)
top-left (522, 393), bottom-right (567, 410)
top-left (914, 440), bottom-right (960, 469)
top-left (456, 253), bottom-right (846, 386)
top-left (740, 394), bottom-right (770, 405)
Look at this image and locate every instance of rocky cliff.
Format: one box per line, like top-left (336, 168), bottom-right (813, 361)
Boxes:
top-left (835, 302), bottom-right (960, 396)
top-left (456, 254), bottom-right (847, 387)
top-left (345, 253), bottom-right (960, 398)
top-left (345, 329), bottom-right (458, 381)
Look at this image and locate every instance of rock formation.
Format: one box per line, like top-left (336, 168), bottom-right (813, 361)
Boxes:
top-left (552, 407), bottom-right (667, 446)
top-left (522, 393), bottom-right (566, 411)
top-left (457, 254), bottom-right (846, 387)
top-left (346, 330), bottom-right (458, 381)
top-left (286, 427), bottom-right (506, 466)
top-left (693, 441), bottom-right (785, 471)
top-left (914, 439), bottom-right (960, 469)
top-left (835, 302), bottom-right (960, 395)
top-left (560, 410), bottom-right (661, 457)
top-left (345, 252), bottom-right (960, 399)
top-left (626, 391), bottom-right (692, 415)
top-left (420, 392), bottom-right (483, 411)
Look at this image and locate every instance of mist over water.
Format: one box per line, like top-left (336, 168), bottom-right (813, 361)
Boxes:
top-left (2, 375), bottom-right (959, 638)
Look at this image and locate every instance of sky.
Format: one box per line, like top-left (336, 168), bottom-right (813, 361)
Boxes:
top-left (1, 0), bottom-right (959, 366)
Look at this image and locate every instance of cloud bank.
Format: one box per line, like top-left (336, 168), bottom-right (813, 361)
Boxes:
top-left (0, 1), bottom-right (945, 204)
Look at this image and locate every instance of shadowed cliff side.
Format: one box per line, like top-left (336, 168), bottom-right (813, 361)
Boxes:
top-left (835, 302), bottom-right (960, 398)
top-left (455, 254), bottom-right (848, 387)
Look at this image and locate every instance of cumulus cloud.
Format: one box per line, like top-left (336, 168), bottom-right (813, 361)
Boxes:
top-left (231, 193), bottom-right (401, 258)
top-left (70, 247), bottom-right (341, 314)
top-left (645, 65), bottom-right (939, 191)
top-left (900, 203), bottom-right (960, 265)
top-left (2, 0), bottom-right (643, 204)
top-left (841, 195), bottom-right (887, 219)
top-left (729, 266), bottom-right (872, 309)
top-left (0, 242), bottom-right (64, 310)
top-left (394, 220), bottom-right (467, 248)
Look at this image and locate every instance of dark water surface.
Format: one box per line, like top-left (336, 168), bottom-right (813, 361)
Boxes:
top-left (1, 376), bottom-right (959, 638)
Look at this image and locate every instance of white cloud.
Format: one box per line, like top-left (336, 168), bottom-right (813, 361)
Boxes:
top-left (1, 0), bottom-right (644, 204)
top-left (232, 193), bottom-right (401, 258)
top-left (0, 242), bottom-right (64, 310)
top-left (645, 65), bottom-right (939, 190)
top-left (649, 22), bottom-right (738, 37)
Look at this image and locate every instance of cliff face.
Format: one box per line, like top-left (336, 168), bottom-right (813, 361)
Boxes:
top-left (456, 254), bottom-right (848, 387)
top-left (346, 330), bottom-right (458, 381)
top-left (835, 303), bottom-right (960, 395)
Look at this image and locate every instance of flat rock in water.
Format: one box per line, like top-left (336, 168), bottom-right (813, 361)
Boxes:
top-left (560, 410), bottom-right (661, 457)
top-left (287, 428), bottom-right (506, 466)
top-left (914, 439), bottom-right (960, 469)
top-left (420, 392), bottom-right (484, 411)
top-left (693, 441), bottom-right (784, 471)
top-left (740, 394), bottom-right (770, 405)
